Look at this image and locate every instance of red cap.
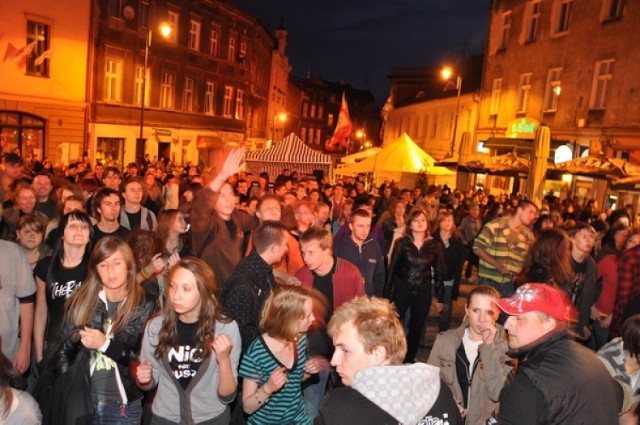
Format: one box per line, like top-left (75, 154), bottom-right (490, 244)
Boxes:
top-left (493, 283), bottom-right (577, 322)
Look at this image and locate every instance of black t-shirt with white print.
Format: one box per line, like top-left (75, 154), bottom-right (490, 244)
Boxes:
top-left (34, 256), bottom-right (88, 343)
top-left (169, 319), bottom-right (204, 390)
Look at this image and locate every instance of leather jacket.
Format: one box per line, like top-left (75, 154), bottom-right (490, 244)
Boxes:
top-left (386, 235), bottom-right (444, 295)
top-left (51, 292), bottom-right (156, 402)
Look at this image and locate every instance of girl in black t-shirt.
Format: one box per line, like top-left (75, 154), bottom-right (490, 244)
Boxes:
top-left (33, 211), bottom-right (93, 363)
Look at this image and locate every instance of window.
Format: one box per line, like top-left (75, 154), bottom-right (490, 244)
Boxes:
top-left (235, 89), bottom-right (244, 119)
top-left (302, 102), bottom-right (309, 118)
top-left (552, 0), bottom-right (573, 34)
top-left (160, 72), bottom-right (174, 109)
top-left (140, 2), bottom-right (149, 28)
top-left (543, 68), bottom-right (562, 112)
top-left (422, 115), bottom-right (429, 138)
top-left (205, 82), bottom-right (215, 115)
top-left (210, 29), bottom-right (219, 56)
top-left (327, 113), bottom-right (334, 127)
top-left (189, 20), bottom-right (200, 51)
top-left (523, 1), bottom-right (542, 42)
top-left (301, 127), bottom-right (307, 142)
top-left (223, 86), bottom-right (233, 117)
top-left (517, 73), bottom-right (532, 113)
top-left (26, 21), bottom-right (50, 77)
top-left (308, 128), bottom-right (315, 144)
top-left (227, 37), bottom-right (236, 62)
top-left (431, 114), bottom-right (438, 139)
top-left (109, 0), bottom-right (123, 18)
top-left (318, 106), bottom-right (323, 119)
top-left (134, 65), bottom-right (149, 106)
top-left (183, 77), bottom-right (194, 112)
top-left (601, 0), bottom-right (624, 21)
top-left (590, 60), bottom-right (614, 109)
top-left (498, 11), bottom-right (511, 50)
top-left (310, 104), bottom-right (316, 118)
top-left (315, 129), bottom-right (321, 144)
top-left (168, 11), bottom-right (179, 43)
top-left (489, 78), bottom-right (503, 116)
top-left (104, 59), bottom-right (122, 102)
top-left (239, 41), bottom-right (247, 59)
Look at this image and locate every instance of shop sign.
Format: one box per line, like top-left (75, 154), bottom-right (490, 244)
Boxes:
top-left (505, 117), bottom-right (539, 139)
top-left (155, 128), bottom-right (172, 137)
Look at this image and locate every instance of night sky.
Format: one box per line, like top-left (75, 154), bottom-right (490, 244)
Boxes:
top-left (233, 0), bottom-right (491, 106)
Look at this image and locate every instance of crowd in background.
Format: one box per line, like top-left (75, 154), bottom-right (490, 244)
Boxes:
top-left (0, 147), bottom-right (639, 424)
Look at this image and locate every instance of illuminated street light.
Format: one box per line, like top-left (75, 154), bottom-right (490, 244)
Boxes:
top-left (138, 23), bottom-right (172, 161)
top-left (356, 128), bottom-right (367, 150)
top-left (441, 66), bottom-right (462, 158)
top-left (272, 112), bottom-right (287, 141)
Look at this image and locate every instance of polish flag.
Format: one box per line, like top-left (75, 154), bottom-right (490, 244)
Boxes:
top-left (325, 92), bottom-right (353, 152)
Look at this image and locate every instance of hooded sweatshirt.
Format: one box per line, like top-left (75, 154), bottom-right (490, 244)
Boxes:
top-left (316, 363), bottom-right (462, 425)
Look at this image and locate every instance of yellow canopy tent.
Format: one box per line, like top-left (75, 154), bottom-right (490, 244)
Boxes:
top-left (335, 133), bottom-right (454, 186)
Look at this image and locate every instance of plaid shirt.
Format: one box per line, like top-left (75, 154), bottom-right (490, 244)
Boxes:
top-left (473, 217), bottom-right (533, 284)
top-left (612, 245), bottom-right (640, 337)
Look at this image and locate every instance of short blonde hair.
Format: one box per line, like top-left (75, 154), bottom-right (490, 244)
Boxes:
top-left (300, 226), bottom-right (333, 251)
top-left (328, 297), bottom-right (407, 364)
top-left (260, 285), bottom-right (312, 342)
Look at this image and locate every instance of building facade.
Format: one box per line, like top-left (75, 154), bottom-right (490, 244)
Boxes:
top-left (384, 55), bottom-right (483, 160)
top-left (88, 0), bottom-right (275, 172)
top-left (291, 75), bottom-right (381, 155)
top-left (480, 0), bottom-right (640, 202)
top-left (0, 0), bottom-right (91, 167)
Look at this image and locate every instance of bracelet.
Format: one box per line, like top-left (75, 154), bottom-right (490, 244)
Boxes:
top-left (140, 267), bottom-right (151, 279)
top-left (255, 386), bottom-right (271, 405)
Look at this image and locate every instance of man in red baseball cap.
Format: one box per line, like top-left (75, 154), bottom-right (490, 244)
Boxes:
top-left (488, 283), bottom-right (627, 424)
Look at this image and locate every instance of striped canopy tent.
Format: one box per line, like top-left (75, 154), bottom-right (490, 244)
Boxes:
top-left (245, 133), bottom-right (333, 181)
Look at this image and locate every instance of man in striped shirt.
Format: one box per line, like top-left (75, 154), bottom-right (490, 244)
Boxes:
top-left (473, 200), bottom-right (538, 297)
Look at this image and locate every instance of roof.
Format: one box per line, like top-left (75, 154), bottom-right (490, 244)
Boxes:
top-left (245, 133), bottom-right (331, 164)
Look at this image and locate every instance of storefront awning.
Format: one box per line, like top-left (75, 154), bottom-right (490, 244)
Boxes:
top-left (197, 136), bottom-right (225, 150)
top-left (482, 137), bottom-right (568, 152)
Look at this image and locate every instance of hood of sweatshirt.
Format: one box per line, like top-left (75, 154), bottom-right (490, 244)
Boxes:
top-left (351, 363), bottom-right (441, 425)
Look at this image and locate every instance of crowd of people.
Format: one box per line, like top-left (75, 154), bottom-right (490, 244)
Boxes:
top-left (0, 146), bottom-right (638, 424)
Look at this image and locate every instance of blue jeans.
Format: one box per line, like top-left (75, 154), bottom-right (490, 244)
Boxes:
top-left (438, 284), bottom-right (454, 332)
top-left (94, 399), bottom-right (142, 424)
top-left (303, 369), bottom-right (329, 420)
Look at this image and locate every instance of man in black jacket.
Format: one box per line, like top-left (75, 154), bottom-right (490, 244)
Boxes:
top-left (491, 283), bottom-right (626, 424)
top-left (333, 209), bottom-right (385, 297)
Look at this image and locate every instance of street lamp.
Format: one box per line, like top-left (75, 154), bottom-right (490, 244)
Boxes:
top-left (355, 129), bottom-right (366, 150)
top-left (272, 112), bottom-right (287, 141)
top-left (138, 23), bottom-right (171, 162)
top-left (441, 66), bottom-right (462, 158)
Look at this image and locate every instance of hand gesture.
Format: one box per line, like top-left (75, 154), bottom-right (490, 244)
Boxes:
top-left (212, 333), bottom-right (233, 362)
top-left (304, 356), bottom-right (329, 375)
top-left (167, 251), bottom-right (181, 269)
top-left (135, 360), bottom-right (153, 385)
top-left (263, 366), bottom-right (288, 394)
top-left (478, 320), bottom-right (498, 345)
top-left (220, 147), bottom-right (246, 179)
top-left (146, 253), bottom-right (165, 275)
top-left (79, 326), bottom-right (107, 350)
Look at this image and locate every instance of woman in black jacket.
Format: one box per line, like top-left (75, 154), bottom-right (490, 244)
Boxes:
top-left (433, 210), bottom-right (466, 332)
top-left (387, 207), bottom-right (445, 363)
top-left (42, 237), bottom-right (155, 424)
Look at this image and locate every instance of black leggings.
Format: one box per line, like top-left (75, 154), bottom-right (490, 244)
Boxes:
top-left (393, 285), bottom-right (432, 363)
